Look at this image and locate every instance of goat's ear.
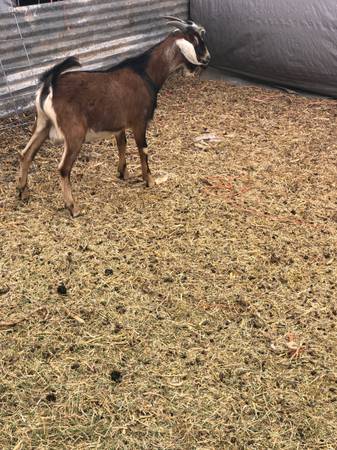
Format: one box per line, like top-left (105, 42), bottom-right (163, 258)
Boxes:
top-left (176, 38), bottom-right (203, 66)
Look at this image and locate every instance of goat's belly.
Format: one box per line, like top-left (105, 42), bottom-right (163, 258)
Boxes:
top-left (48, 127), bottom-right (117, 144)
top-left (85, 130), bottom-right (116, 143)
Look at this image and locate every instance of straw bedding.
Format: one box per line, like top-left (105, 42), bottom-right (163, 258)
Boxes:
top-left (0, 74), bottom-right (336, 449)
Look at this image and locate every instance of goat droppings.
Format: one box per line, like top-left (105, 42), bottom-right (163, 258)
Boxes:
top-left (71, 362), bottom-right (80, 370)
top-left (116, 304), bottom-right (126, 314)
top-left (110, 370), bottom-right (123, 383)
top-left (57, 282), bottom-right (67, 295)
top-left (46, 393), bottom-right (57, 402)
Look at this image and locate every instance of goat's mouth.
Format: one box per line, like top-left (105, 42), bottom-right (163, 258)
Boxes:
top-left (183, 61), bottom-right (205, 75)
top-left (181, 66), bottom-right (204, 79)
top-left (200, 55), bottom-right (211, 68)
top-left (181, 64), bottom-right (199, 77)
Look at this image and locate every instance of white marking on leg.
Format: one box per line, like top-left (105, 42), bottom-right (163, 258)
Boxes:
top-left (43, 91), bottom-right (65, 144)
top-left (58, 144), bottom-right (67, 172)
top-left (20, 88), bottom-right (48, 156)
top-left (35, 87), bottom-right (43, 112)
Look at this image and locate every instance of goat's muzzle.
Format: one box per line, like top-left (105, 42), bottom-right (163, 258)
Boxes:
top-left (201, 54), bottom-right (211, 67)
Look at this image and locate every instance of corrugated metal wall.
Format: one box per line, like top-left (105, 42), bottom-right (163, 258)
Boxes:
top-left (0, 0), bottom-right (188, 117)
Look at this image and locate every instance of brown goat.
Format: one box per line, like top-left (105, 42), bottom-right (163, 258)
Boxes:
top-left (17, 17), bottom-right (210, 216)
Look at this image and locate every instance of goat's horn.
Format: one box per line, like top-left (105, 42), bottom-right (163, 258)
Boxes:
top-left (165, 16), bottom-right (205, 35)
top-left (166, 21), bottom-right (187, 32)
top-left (165, 16), bottom-right (206, 37)
top-left (164, 15), bottom-right (187, 24)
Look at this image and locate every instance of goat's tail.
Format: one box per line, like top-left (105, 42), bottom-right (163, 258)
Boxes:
top-left (39, 56), bottom-right (81, 109)
top-left (40, 56), bottom-right (81, 86)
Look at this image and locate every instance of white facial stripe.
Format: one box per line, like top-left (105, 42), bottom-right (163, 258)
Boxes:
top-left (176, 38), bottom-right (203, 66)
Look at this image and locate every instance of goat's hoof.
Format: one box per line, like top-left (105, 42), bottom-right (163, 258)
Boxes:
top-left (123, 168), bottom-right (129, 180)
top-left (146, 175), bottom-right (155, 188)
top-left (66, 203), bottom-right (81, 218)
top-left (118, 170), bottom-right (129, 181)
top-left (18, 186), bottom-right (29, 201)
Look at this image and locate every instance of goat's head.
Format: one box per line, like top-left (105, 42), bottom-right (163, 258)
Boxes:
top-left (165, 16), bottom-right (211, 75)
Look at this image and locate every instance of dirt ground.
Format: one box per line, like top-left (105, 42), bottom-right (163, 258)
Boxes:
top-left (0, 74), bottom-right (336, 450)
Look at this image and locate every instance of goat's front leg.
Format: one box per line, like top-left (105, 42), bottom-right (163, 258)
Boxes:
top-left (115, 130), bottom-right (129, 180)
top-left (59, 137), bottom-right (83, 217)
top-left (133, 127), bottom-right (154, 187)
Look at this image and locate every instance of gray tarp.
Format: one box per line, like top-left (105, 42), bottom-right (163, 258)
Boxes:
top-left (191, 0), bottom-right (337, 97)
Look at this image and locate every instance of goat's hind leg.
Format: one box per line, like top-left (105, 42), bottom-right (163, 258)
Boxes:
top-left (115, 130), bottom-right (129, 180)
top-left (17, 115), bottom-right (49, 200)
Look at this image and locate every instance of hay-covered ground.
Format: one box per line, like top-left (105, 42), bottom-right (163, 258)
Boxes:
top-left (0, 74), bottom-right (336, 450)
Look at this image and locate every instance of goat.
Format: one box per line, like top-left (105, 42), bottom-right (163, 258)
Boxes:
top-left (17, 17), bottom-right (210, 217)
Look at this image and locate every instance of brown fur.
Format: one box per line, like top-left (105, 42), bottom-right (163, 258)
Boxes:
top-left (17, 31), bottom-right (209, 217)
top-left (55, 70), bottom-right (153, 140)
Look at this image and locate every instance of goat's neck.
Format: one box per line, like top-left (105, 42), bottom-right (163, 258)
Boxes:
top-left (146, 39), bottom-right (178, 89)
